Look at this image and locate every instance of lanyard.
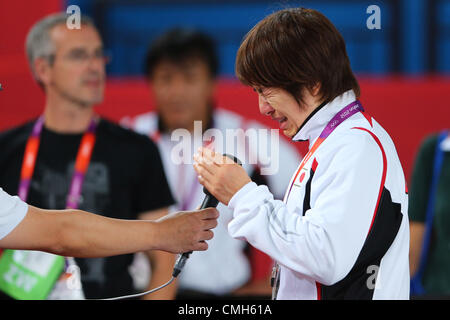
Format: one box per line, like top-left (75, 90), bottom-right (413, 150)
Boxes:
top-left (284, 100), bottom-right (364, 203)
top-left (177, 164), bottom-right (200, 211)
top-left (151, 125), bottom-right (215, 211)
top-left (272, 100), bottom-right (364, 300)
top-left (18, 116), bottom-right (99, 209)
top-left (150, 130), bottom-right (199, 211)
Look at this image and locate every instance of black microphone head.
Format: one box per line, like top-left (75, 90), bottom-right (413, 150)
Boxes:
top-left (202, 187), bottom-right (214, 197)
top-left (223, 154), bottom-right (242, 166)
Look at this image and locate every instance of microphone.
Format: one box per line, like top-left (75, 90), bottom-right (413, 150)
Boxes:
top-left (172, 154), bottom-right (241, 277)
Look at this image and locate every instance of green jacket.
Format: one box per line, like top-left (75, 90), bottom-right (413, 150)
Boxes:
top-left (409, 133), bottom-right (450, 296)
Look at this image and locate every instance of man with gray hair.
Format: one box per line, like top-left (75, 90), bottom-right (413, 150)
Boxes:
top-left (0, 12), bottom-right (177, 300)
top-left (25, 14), bottom-right (93, 87)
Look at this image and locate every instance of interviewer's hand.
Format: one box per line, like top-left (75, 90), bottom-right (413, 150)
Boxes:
top-left (193, 147), bottom-right (251, 205)
top-left (153, 208), bottom-right (219, 253)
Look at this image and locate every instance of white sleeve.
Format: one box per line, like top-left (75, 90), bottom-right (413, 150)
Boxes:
top-left (227, 134), bottom-right (383, 285)
top-left (0, 188), bottom-right (28, 240)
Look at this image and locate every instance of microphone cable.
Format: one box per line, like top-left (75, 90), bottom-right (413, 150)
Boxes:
top-left (101, 276), bottom-right (176, 300)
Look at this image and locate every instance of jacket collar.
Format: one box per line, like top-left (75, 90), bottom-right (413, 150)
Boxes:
top-left (292, 90), bottom-right (357, 143)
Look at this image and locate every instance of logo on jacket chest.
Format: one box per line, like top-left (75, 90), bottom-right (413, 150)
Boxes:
top-left (292, 158), bottom-right (318, 189)
top-left (292, 167), bottom-right (310, 188)
top-left (284, 157), bottom-right (318, 210)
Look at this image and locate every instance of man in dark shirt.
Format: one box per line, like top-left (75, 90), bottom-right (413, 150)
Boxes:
top-left (0, 12), bottom-right (175, 299)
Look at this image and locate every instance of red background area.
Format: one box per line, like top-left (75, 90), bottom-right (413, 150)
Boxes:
top-left (2, 0), bottom-right (449, 183)
top-left (1, 0), bottom-right (450, 283)
top-left (3, 75), bottom-right (450, 182)
top-left (2, 1), bottom-right (449, 181)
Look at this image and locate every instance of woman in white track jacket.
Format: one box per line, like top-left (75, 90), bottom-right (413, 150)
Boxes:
top-left (193, 7), bottom-right (410, 300)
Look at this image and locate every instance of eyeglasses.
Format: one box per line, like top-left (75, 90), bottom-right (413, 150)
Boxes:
top-left (49, 49), bottom-right (111, 65)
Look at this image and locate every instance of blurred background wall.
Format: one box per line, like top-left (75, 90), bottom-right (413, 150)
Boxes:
top-left (0, 0), bottom-right (449, 182)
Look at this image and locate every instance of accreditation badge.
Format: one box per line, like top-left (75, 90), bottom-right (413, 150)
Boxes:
top-left (0, 249), bottom-right (64, 300)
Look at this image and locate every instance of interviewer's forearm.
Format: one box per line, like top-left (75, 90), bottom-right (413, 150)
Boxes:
top-left (2, 206), bottom-right (160, 258)
top-left (56, 208), bottom-right (160, 258)
top-left (1, 205), bottom-right (217, 256)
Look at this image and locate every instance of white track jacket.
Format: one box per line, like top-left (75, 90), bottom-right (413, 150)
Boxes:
top-left (228, 90), bottom-right (410, 300)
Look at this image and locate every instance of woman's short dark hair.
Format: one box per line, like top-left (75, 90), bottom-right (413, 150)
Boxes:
top-left (236, 8), bottom-right (360, 104)
top-left (145, 28), bottom-right (218, 78)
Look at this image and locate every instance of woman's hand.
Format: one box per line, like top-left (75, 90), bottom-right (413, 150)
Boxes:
top-left (193, 147), bottom-right (251, 205)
